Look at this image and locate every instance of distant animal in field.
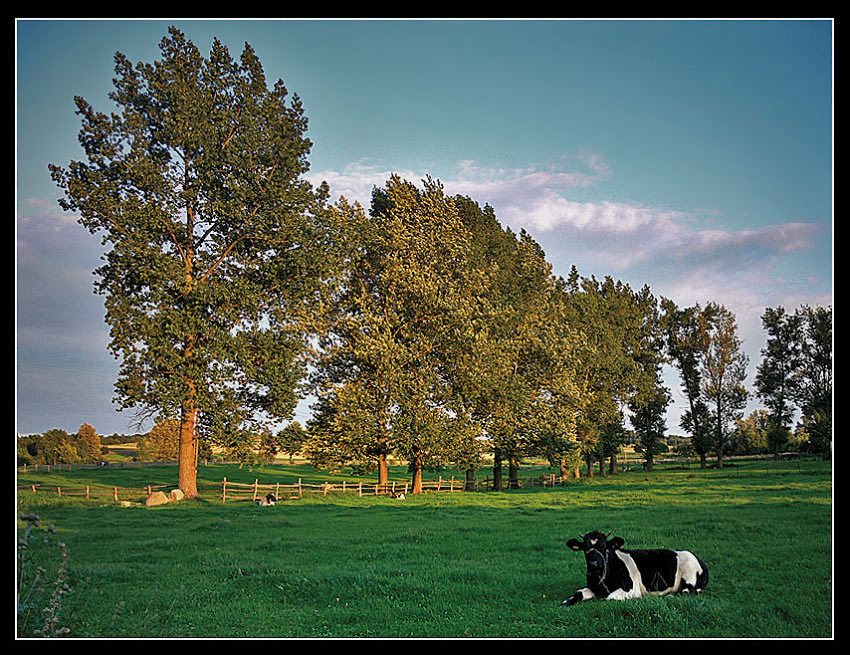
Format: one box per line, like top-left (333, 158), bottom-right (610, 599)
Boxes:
top-left (391, 492), bottom-right (406, 500)
top-left (258, 492), bottom-right (277, 507)
top-left (560, 531), bottom-right (708, 607)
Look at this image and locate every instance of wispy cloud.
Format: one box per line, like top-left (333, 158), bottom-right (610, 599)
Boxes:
top-left (308, 153), bottom-right (821, 272)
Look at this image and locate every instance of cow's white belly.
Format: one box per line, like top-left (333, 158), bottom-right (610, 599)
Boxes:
top-left (611, 551), bottom-right (649, 599)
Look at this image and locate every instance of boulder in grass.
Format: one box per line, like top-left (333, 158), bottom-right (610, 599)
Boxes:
top-left (169, 488), bottom-right (185, 502)
top-left (145, 491), bottom-right (169, 507)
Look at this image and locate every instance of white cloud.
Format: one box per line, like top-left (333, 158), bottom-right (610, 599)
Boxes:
top-left (309, 154), bottom-right (820, 271)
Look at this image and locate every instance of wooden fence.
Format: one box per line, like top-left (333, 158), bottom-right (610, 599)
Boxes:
top-left (17, 482), bottom-right (176, 503)
top-left (17, 472), bottom-right (570, 504)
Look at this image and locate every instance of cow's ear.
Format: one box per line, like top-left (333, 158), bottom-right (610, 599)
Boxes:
top-left (566, 538), bottom-right (585, 551)
top-left (608, 536), bottom-right (625, 550)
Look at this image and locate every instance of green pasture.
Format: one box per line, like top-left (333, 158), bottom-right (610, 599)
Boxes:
top-left (16, 459), bottom-right (832, 638)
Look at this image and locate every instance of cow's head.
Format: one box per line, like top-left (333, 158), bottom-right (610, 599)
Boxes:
top-left (566, 531), bottom-right (625, 579)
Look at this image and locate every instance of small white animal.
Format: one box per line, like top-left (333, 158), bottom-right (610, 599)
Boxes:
top-left (391, 492), bottom-right (406, 500)
top-left (258, 492), bottom-right (277, 507)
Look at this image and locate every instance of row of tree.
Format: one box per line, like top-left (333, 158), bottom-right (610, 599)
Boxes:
top-left (663, 301), bottom-right (832, 469)
top-left (47, 27), bottom-right (832, 496)
top-left (18, 423), bottom-right (103, 466)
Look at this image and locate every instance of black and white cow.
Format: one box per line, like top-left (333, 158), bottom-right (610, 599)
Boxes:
top-left (560, 531), bottom-right (708, 607)
top-left (258, 492), bottom-right (277, 507)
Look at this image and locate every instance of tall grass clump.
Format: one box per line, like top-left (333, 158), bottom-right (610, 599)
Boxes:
top-left (17, 512), bottom-right (73, 637)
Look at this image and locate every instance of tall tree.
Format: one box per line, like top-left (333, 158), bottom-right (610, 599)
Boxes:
top-left (791, 305), bottom-right (833, 457)
top-left (563, 270), bottom-right (660, 476)
top-left (306, 177), bottom-right (487, 493)
top-left (50, 28), bottom-right (330, 496)
top-left (754, 306), bottom-right (803, 458)
top-left (75, 422), bottom-right (102, 463)
top-left (629, 377), bottom-right (671, 471)
top-left (462, 233), bottom-right (583, 489)
top-left (660, 299), bottom-right (718, 468)
top-left (701, 305), bottom-right (749, 468)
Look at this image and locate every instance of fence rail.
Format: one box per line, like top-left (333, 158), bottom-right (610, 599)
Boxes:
top-left (17, 471), bottom-right (572, 505)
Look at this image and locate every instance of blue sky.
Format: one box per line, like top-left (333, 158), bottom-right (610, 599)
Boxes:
top-left (16, 18), bottom-right (833, 437)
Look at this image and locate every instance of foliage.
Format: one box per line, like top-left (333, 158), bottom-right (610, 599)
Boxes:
top-left (76, 423), bottom-right (102, 463)
top-left (701, 305), bottom-right (749, 468)
top-left (259, 421), bottom-right (307, 464)
top-left (137, 418), bottom-right (180, 462)
top-left (628, 379), bottom-right (671, 470)
top-left (730, 410), bottom-right (770, 455)
top-left (660, 299), bottom-right (718, 466)
top-left (791, 306), bottom-right (832, 457)
top-left (18, 428), bottom-right (105, 466)
top-left (753, 304), bottom-right (832, 458)
top-left (563, 269), bottom-right (661, 474)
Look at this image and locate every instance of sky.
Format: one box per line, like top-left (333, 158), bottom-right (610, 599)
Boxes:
top-left (15, 18), bottom-right (833, 438)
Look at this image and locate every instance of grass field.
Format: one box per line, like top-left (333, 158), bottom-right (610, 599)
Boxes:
top-left (16, 459), bottom-right (832, 638)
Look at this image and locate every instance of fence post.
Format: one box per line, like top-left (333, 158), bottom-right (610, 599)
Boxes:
top-left (275, 482), bottom-right (280, 498)
top-left (222, 477), bottom-right (227, 504)
top-left (438, 476), bottom-right (442, 492)
top-left (57, 487), bottom-right (61, 498)
top-left (113, 487), bottom-right (118, 502)
top-left (298, 478), bottom-right (302, 499)
top-left (86, 485), bottom-right (90, 500)
top-left (359, 481), bottom-right (362, 497)
top-left (253, 479), bottom-right (259, 502)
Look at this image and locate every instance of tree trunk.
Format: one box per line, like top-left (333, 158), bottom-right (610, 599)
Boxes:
top-left (377, 451), bottom-right (389, 486)
top-left (411, 454), bottom-right (423, 494)
top-left (715, 401), bottom-right (724, 468)
top-left (465, 467), bottom-right (476, 491)
top-left (178, 387), bottom-right (199, 498)
top-left (508, 457), bottom-right (519, 489)
top-left (609, 454), bottom-right (618, 475)
top-left (585, 454), bottom-right (594, 478)
top-left (493, 449), bottom-right (503, 491)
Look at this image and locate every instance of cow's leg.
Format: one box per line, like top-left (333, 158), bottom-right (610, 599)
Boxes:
top-left (560, 587), bottom-right (595, 607)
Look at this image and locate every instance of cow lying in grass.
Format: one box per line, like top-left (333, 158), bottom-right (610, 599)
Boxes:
top-left (561, 531), bottom-right (708, 607)
top-left (258, 492), bottom-right (277, 507)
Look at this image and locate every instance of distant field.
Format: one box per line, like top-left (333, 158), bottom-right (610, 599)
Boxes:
top-left (16, 459), bottom-right (832, 638)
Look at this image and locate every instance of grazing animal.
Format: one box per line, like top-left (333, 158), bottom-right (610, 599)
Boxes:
top-left (391, 492), bottom-right (406, 500)
top-left (560, 531), bottom-right (708, 607)
top-left (258, 492), bottom-right (277, 507)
